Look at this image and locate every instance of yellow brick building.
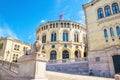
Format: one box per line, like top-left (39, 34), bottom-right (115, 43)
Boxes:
top-left (0, 37), bottom-right (31, 62)
top-left (83, 0), bottom-right (120, 77)
top-left (36, 20), bottom-right (86, 62)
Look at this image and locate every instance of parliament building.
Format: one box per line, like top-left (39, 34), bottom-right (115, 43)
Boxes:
top-left (36, 20), bottom-right (86, 62)
top-left (0, 0), bottom-right (120, 78)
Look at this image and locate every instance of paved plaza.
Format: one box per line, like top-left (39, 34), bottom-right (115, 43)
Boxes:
top-left (0, 66), bottom-right (114, 80)
top-left (47, 71), bottom-right (114, 80)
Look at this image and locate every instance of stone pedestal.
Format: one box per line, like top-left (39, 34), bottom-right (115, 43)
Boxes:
top-left (114, 74), bottom-right (120, 80)
top-left (15, 53), bottom-right (48, 80)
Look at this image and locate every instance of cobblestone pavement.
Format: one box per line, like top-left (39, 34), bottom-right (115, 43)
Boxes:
top-left (46, 71), bottom-right (114, 80)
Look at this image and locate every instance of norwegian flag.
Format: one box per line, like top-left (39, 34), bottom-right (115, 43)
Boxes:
top-left (59, 14), bottom-right (63, 20)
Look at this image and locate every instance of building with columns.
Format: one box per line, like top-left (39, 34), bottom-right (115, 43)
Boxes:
top-left (36, 20), bottom-right (86, 62)
top-left (83, 0), bottom-right (120, 77)
top-left (0, 37), bottom-right (31, 62)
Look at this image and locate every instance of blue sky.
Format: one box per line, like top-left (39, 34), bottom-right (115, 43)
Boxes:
top-left (0, 0), bottom-right (92, 44)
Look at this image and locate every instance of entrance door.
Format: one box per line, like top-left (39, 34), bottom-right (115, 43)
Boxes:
top-left (62, 50), bottom-right (69, 63)
top-left (62, 50), bottom-right (69, 59)
top-left (50, 51), bottom-right (57, 60)
top-left (112, 55), bottom-right (120, 74)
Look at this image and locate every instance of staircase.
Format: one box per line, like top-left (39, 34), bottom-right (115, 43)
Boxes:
top-left (47, 61), bottom-right (89, 75)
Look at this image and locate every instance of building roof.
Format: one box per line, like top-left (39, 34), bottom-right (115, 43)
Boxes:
top-left (0, 37), bottom-right (31, 46)
top-left (37, 20), bottom-right (86, 31)
top-left (83, 0), bottom-right (100, 9)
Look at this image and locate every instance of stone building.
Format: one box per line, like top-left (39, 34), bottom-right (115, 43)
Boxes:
top-left (83, 0), bottom-right (120, 77)
top-left (36, 20), bottom-right (86, 62)
top-left (0, 37), bottom-right (31, 62)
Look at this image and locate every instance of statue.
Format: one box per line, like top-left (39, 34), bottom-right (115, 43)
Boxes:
top-left (34, 40), bottom-right (43, 52)
top-left (26, 40), bottom-right (43, 56)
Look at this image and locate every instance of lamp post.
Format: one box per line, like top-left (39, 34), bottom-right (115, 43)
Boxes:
top-left (5, 50), bottom-right (10, 61)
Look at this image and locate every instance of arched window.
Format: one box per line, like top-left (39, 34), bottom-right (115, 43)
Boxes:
top-left (42, 34), bottom-right (46, 43)
top-left (74, 33), bottom-right (79, 42)
top-left (51, 32), bottom-right (57, 42)
top-left (53, 23), bottom-right (55, 28)
top-left (17, 45), bottom-right (20, 51)
top-left (14, 45), bottom-right (17, 50)
top-left (116, 26), bottom-right (120, 37)
top-left (16, 54), bottom-right (18, 62)
top-left (112, 3), bottom-right (120, 14)
top-left (104, 29), bottom-right (108, 41)
top-left (62, 50), bottom-right (69, 59)
top-left (50, 51), bottom-right (57, 60)
top-left (74, 50), bottom-right (81, 58)
top-left (97, 8), bottom-right (104, 19)
top-left (110, 28), bottom-right (114, 39)
top-left (0, 43), bottom-right (3, 49)
top-left (104, 5), bottom-right (112, 17)
top-left (63, 31), bottom-right (68, 41)
top-left (12, 54), bottom-right (16, 62)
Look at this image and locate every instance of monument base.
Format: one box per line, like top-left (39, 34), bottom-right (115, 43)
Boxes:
top-left (15, 53), bottom-right (48, 80)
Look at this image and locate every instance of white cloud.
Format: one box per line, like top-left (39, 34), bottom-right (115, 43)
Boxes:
top-left (0, 23), bottom-right (18, 39)
top-left (0, 16), bottom-right (18, 39)
top-left (87, 0), bottom-right (92, 3)
top-left (40, 20), bottom-right (45, 23)
top-left (28, 32), bottom-right (35, 40)
top-left (28, 32), bottom-right (36, 44)
top-left (77, 10), bottom-right (85, 25)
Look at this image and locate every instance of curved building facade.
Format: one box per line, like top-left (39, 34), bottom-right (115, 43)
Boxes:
top-left (36, 20), bottom-right (86, 61)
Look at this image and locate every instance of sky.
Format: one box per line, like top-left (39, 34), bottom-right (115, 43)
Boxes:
top-left (0, 0), bottom-right (92, 44)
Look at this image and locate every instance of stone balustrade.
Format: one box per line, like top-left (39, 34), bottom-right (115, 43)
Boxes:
top-left (10, 62), bottom-right (19, 73)
top-left (0, 60), bottom-right (3, 64)
top-left (48, 57), bottom-right (88, 64)
top-left (0, 60), bottom-right (18, 74)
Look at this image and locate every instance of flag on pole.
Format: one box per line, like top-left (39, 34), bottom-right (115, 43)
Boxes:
top-left (59, 14), bottom-right (63, 20)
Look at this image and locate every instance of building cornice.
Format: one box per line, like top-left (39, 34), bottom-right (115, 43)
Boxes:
top-left (36, 20), bottom-right (86, 33)
top-left (83, 0), bottom-right (101, 9)
top-left (0, 37), bottom-right (31, 46)
top-left (89, 44), bottom-right (120, 52)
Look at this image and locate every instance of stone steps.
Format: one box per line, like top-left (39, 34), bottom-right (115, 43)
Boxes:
top-left (47, 61), bottom-right (89, 75)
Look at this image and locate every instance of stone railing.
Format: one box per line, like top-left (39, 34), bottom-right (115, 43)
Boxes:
top-left (48, 57), bottom-right (88, 64)
top-left (0, 60), bottom-right (3, 64)
top-left (0, 60), bottom-right (19, 74)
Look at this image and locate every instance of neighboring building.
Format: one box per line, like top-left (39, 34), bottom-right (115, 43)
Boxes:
top-left (83, 0), bottom-right (120, 77)
top-left (0, 37), bottom-right (31, 62)
top-left (36, 20), bottom-right (86, 62)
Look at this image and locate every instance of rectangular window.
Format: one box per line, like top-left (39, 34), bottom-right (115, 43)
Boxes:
top-left (61, 23), bottom-right (63, 27)
top-left (56, 23), bottom-right (58, 28)
top-left (50, 24), bottom-right (52, 28)
top-left (66, 33), bottom-right (68, 41)
top-left (96, 57), bottom-right (100, 62)
top-left (0, 43), bottom-right (3, 49)
top-left (53, 23), bottom-right (55, 28)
